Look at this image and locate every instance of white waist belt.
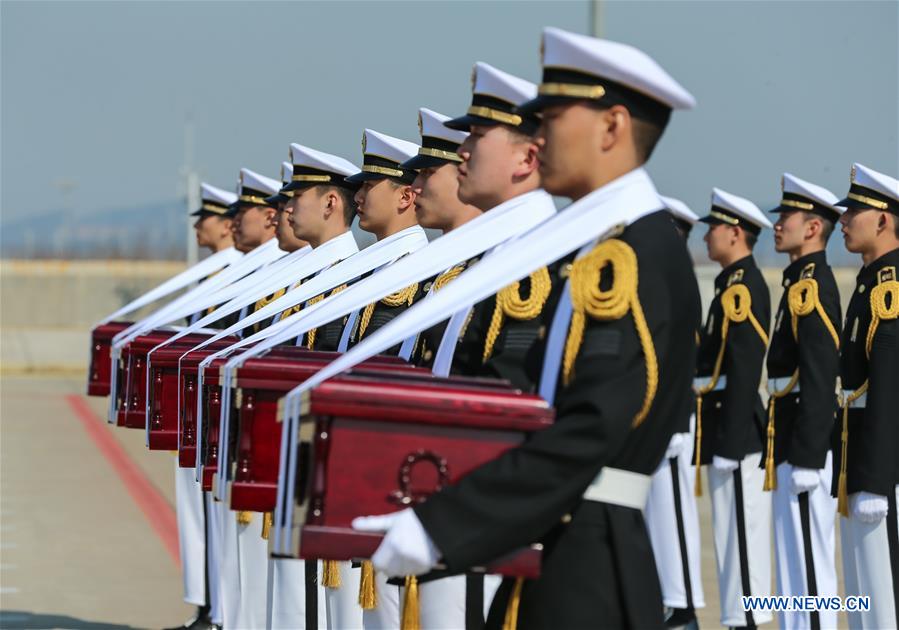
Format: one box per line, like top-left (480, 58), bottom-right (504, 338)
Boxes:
top-left (842, 389), bottom-right (867, 409)
top-left (582, 467), bottom-right (651, 511)
top-left (768, 377), bottom-right (799, 394)
top-left (694, 374), bottom-right (726, 392)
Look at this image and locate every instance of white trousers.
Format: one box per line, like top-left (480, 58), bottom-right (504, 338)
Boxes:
top-left (645, 449), bottom-right (706, 611)
top-left (175, 459), bottom-right (206, 606)
top-left (206, 494), bottom-right (223, 625)
top-left (841, 485), bottom-right (899, 630)
top-left (266, 558), bottom-right (327, 629)
top-left (236, 513), bottom-right (270, 630)
top-left (220, 505), bottom-right (241, 628)
top-left (418, 574), bottom-right (502, 629)
top-left (772, 456), bottom-right (837, 630)
top-left (362, 570), bottom-right (401, 630)
top-left (325, 562), bottom-right (363, 630)
top-left (709, 451), bottom-right (773, 627)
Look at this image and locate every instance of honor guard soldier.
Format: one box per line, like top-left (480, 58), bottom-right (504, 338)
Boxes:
top-left (644, 196), bottom-right (706, 629)
top-left (268, 160), bottom-right (311, 253)
top-left (695, 188), bottom-right (773, 628)
top-left (834, 163), bottom-right (899, 629)
top-left (279, 143), bottom-right (361, 352)
top-left (342, 129), bottom-right (426, 355)
top-left (355, 27), bottom-right (699, 629)
top-left (765, 174), bottom-right (843, 630)
top-left (397, 107), bottom-right (480, 368)
top-left (166, 182), bottom-right (238, 630)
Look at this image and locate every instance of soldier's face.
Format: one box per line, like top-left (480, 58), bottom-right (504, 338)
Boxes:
top-left (456, 125), bottom-right (531, 210)
top-left (704, 223), bottom-right (735, 263)
top-left (412, 163), bottom-right (460, 230)
top-left (773, 210), bottom-right (807, 253)
top-left (286, 187), bottom-right (325, 242)
top-left (193, 215), bottom-right (230, 249)
top-left (839, 207), bottom-right (881, 253)
top-left (233, 205), bottom-right (273, 252)
top-left (536, 102), bottom-right (607, 199)
top-left (354, 179), bottom-right (405, 236)
top-left (273, 205), bottom-right (308, 252)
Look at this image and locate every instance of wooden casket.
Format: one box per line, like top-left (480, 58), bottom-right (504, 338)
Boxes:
top-left (87, 321), bottom-right (131, 397)
top-left (228, 352), bottom-right (423, 512)
top-left (296, 373), bottom-right (554, 577)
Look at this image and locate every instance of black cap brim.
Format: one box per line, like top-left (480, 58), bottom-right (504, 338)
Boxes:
top-left (516, 94), bottom-right (571, 115)
top-left (401, 154), bottom-right (454, 170)
top-left (698, 215), bottom-right (725, 227)
top-left (265, 193), bottom-right (288, 205)
top-left (443, 113), bottom-right (504, 132)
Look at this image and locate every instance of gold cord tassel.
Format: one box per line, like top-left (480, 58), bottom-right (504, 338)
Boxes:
top-left (358, 560), bottom-right (378, 609)
top-left (502, 577), bottom-right (525, 630)
top-left (401, 575), bottom-right (420, 630)
top-left (562, 241), bottom-right (657, 427)
top-left (260, 512), bottom-right (273, 540)
top-left (322, 560), bottom-right (342, 589)
top-left (837, 403), bottom-right (851, 517)
top-left (359, 283), bottom-right (419, 338)
top-left (236, 510), bottom-right (253, 525)
top-left (694, 395), bottom-right (703, 496)
top-left (763, 400), bottom-right (778, 491)
top-left (484, 268), bottom-right (551, 362)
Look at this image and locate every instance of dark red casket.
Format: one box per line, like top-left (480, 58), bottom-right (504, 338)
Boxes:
top-left (146, 339), bottom-right (239, 451)
top-left (87, 321), bottom-right (131, 397)
top-left (115, 330), bottom-right (215, 429)
top-left (297, 374), bottom-right (554, 577)
top-left (228, 352), bottom-right (423, 512)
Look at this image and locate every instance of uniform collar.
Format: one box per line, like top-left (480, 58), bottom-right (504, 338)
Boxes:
top-left (715, 254), bottom-right (756, 288)
top-left (782, 249), bottom-right (827, 283)
top-left (858, 246), bottom-right (899, 283)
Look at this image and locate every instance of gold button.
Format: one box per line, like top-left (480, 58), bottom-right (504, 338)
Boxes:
top-left (715, 288), bottom-right (721, 296)
top-left (423, 350), bottom-right (433, 361)
top-left (858, 284), bottom-right (866, 293)
top-left (423, 282), bottom-right (432, 293)
top-left (561, 513), bottom-right (572, 524)
top-left (560, 263), bottom-right (572, 279)
top-left (783, 278), bottom-right (791, 287)
top-left (537, 325), bottom-right (547, 340)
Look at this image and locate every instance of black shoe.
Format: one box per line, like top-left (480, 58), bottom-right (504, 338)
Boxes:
top-left (163, 606), bottom-right (212, 630)
top-left (665, 606), bottom-right (698, 628)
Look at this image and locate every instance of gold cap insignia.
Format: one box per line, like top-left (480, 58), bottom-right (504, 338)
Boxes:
top-left (417, 112), bottom-right (423, 136)
top-left (470, 65), bottom-right (477, 92)
top-left (361, 131), bottom-right (367, 154)
top-left (851, 164), bottom-right (857, 183)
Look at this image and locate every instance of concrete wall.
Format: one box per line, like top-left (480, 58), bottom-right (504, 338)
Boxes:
top-left (0, 259), bottom-right (862, 372)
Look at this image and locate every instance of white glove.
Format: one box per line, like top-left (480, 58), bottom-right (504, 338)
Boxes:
top-left (352, 508), bottom-right (440, 577)
top-left (790, 467), bottom-right (821, 495)
top-left (712, 455), bottom-right (739, 473)
top-left (850, 492), bottom-right (889, 523)
top-left (664, 433), bottom-right (688, 459)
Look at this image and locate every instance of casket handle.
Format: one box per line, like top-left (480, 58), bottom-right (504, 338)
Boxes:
top-left (388, 450), bottom-right (449, 506)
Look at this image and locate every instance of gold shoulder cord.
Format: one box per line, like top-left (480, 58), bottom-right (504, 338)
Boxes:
top-left (763, 277), bottom-right (840, 491)
top-left (693, 282), bottom-right (769, 496)
top-left (562, 239), bottom-right (658, 420)
top-left (836, 273), bottom-right (898, 516)
top-left (304, 284), bottom-right (349, 349)
top-left (251, 288), bottom-right (287, 333)
top-left (276, 278), bottom-right (307, 322)
top-left (432, 264), bottom-right (465, 292)
top-left (483, 267), bottom-right (551, 362)
top-left (357, 282), bottom-right (420, 339)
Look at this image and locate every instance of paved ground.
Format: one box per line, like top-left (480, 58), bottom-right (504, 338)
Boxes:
top-left (0, 374), bottom-right (192, 629)
top-left (1, 373), bottom-right (852, 629)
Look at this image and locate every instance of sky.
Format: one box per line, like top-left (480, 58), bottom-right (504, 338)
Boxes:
top-left (1, 0), bottom-right (897, 264)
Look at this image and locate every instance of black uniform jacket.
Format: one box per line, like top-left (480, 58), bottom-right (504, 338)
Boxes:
top-left (764, 250), bottom-right (841, 469)
top-left (415, 211), bottom-right (701, 629)
top-left (346, 269), bottom-right (427, 355)
top-left (834, 247), bottom-right (899, 497)
top-left (694, 255), bottom-right (770, 463)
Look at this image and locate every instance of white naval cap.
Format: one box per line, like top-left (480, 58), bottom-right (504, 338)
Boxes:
top-left (520, 27), bottom-right (695, 125)
top-left (281, 143), bottom-right (359, 194)
top-left (838, 163), bottom-right (899, 215)
top-left (699, 187), bottom-right (772, 235)
top-left (191, 183), bottom-right (238, 216)
top-left (444, 62), bottom-right (539, 133)
top-left (772, 173), bottom-right (843, 222)
top-left (229, 168), bottom-right (281, 213)
top-left (402, 108), bottom-right (468, 169)
top-left (660, 195), bottom-right (698, 226)
top-left (345, 129), bottom-right (419, 185)
top-left (263, 161), bottom-right (296, 205)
